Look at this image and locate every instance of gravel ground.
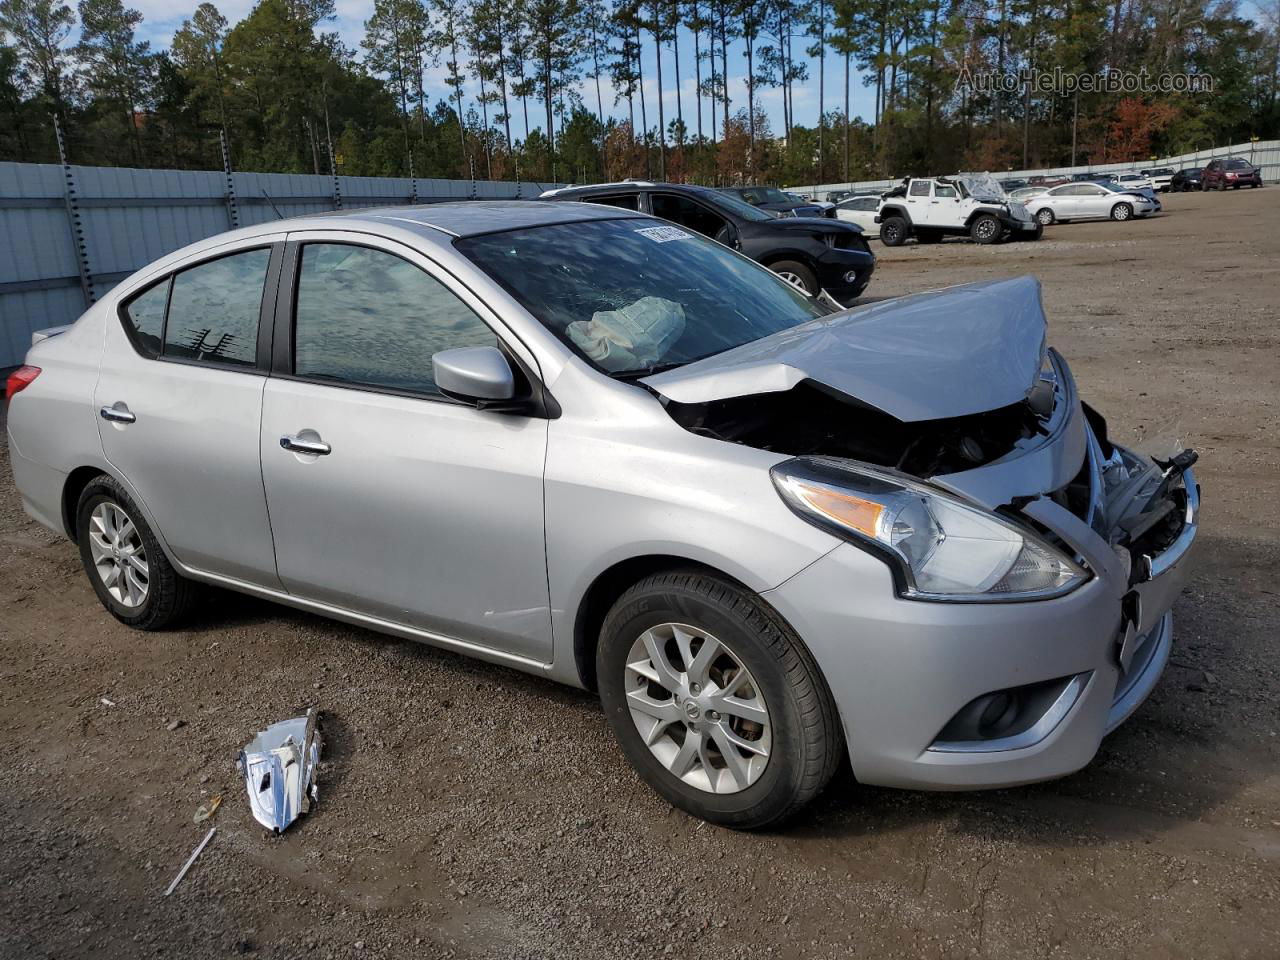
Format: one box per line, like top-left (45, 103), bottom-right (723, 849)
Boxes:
top-left (2, 187), bottom-right (1277, 959)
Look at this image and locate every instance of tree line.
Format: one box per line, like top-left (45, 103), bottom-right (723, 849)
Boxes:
top-left (1, 0), bottom-right (1277, 186)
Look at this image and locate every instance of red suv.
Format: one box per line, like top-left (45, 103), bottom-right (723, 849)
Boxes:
top-left (1202, 157), bottom-right (1264, 190)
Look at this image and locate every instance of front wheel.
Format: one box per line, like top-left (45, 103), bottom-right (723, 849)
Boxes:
top-left (1111, 202), bottom-right (1133, 221)
top-left (76, 475), bottom-right (198, 629)
top-left (970, 213), bottom-right (1001, 244)
top-left (769, 260), bottom-right (818, 296)
top-left (1035, 207), bottom-right (1055, 226)
top-left (597, 571), bottom-right (843, 829)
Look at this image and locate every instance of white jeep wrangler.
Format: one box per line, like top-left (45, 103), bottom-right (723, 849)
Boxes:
top-left (875, 174), bottom-right (1042, 246)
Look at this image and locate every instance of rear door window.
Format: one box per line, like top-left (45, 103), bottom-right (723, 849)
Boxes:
top-left (162, 248), bottom-right (271, 367)
top-left (909, 180), bottom-right (932, 197)
top-left (585, 193), bottom-right (640, 210)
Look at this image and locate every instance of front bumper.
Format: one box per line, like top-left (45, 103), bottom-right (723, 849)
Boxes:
top-left (763, 453), bottom-right (1199, 792)
top-left (816, 247), bottom-right (876, 303)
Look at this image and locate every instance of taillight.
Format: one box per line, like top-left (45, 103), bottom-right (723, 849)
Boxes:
top-left (4, 365), bottom-right (40, 403)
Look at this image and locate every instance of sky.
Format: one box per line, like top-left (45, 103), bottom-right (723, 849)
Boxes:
top-left (128, 0), bottom-right (882, 137)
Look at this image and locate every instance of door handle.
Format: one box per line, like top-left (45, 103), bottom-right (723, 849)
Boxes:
top-left (280, 435), bottom-right (331, 456)
top-left (100, 405), bottom-right (136, 424)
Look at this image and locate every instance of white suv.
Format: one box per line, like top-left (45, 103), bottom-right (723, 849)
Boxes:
top-left (875, 176), bottom-right (1042, 246)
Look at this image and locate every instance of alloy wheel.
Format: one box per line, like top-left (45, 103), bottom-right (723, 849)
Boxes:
top-left (775, 271), bottom-right (808, 293)
top-left (975, 218), bottom-right (998, 240)
top-left (624, 622), bottom-right (772, 794)
top-left (87, 501), bottom-right (150, 608)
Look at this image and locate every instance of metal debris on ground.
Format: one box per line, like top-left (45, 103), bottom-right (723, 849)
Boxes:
top-left (238, 707), bottom-right (322, 833)
top-left (164, 827), bottom-right (216, 897)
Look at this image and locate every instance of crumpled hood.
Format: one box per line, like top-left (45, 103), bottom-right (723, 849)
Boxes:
top-left (642, 275), bottom-right (1048, 423)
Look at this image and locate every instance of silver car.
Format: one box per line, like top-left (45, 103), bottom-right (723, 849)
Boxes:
top-left (5, 202), bottom-right (1199, 828)
top-left (1028, 182), bottom-right (1159, 225)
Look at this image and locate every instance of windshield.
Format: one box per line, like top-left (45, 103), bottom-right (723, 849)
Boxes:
top-left (1100, 182), bottom-right (1139, 193)
top-left (455, 218), bottom-right (833, 376)
top-left (1226, 159), bottom-right (1251, 169)
top-left (703, 190), bottom-right (778, 222)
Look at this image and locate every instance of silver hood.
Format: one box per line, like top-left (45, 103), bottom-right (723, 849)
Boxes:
top-left (643, 276), bottom-right (1048, 422)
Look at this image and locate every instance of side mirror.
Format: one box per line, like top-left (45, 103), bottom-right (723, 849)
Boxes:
top-left (432, 346), bottom-right (517, 406)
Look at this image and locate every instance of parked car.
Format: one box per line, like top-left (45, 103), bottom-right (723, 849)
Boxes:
top-left (876, 174), bottom-right (1042, 245)
top-left (1007, 186), bottom-right (1049, 201)
top-left (542, 182), bottom-right (874, 302)
top-left (4, 201), bottom-right (1200, 829)
top-left (1169, 167), bottom-right (1204, 192)
top-left (1028, 175), bottom-right (1070, 188)
top-left (1202, 157), bottom-right (1264, 190)
top-left (1113, 172), bottom-right (1155, 192)
top-left (1140, 167), bottom-right (1176, 192)
top-left (832, 195), bottom-right (881, 237)
top-left (1070, 172), bottom-right (1114, 183)
top-left (1026, 181), bottom-right (1158, 224)
top-left (999, 178), bottom-right (1029, 192)
top-left (718, 186), bottom-right (832, 218)
top-left (823, 190), bottom-right (855, 204)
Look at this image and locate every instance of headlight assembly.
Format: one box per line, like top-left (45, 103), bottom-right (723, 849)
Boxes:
top-left (771, 457), bottom-right (1088, 602)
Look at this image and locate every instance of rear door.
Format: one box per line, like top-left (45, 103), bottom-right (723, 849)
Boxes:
top-left (258, 231), bottom-right (552, 662)
top-left (648, 192), bottom-right (733, 244)
top-left (95, 239), bottom-right (284, 587)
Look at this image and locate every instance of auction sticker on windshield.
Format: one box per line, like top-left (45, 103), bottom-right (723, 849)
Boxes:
top-left (635, 225), bottom-right (693, 243)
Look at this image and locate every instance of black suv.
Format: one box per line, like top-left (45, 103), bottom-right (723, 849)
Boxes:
top-left (540, 182), bottom-right (875, 304)
top-left (1170, 167), bottom-right (1204, 191)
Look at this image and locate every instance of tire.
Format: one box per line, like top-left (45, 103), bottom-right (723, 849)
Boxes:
top-left (1111, 202), bottom-right (1133, 222)
top-left (597, 570), bottom-right (843, 830)
top-left (969, 213), bottom-right (1001, 244)
top-left (768, 260), bottom-right (818, 296)
top-left (1035, 207), bottom-right (1055, 226)
top-left (76, 475), bottom-right (198, 630)
top-left (879, 216), bottom-right (909, 247)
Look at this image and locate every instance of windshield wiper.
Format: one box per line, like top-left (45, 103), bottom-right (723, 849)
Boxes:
top-left (611, 361), bottom-right (687, 380)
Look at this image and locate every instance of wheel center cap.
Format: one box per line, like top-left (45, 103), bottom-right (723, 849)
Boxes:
top-left (683, 701), bottom-right (701, 721)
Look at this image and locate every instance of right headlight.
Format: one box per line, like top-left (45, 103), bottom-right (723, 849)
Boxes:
top-left (771, 457), bottom-right (1088, 602)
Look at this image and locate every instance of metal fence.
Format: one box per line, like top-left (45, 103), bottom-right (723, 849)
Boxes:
top-left (0, 161), bottom-right (561, 368)
top-left (786, 138), bottom-right (1280, 197)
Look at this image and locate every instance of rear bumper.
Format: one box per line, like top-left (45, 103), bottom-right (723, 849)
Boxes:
top-left (7, 429), bottom-right (68, 536)
top-left (764, 450), bottom-right (1198, 791)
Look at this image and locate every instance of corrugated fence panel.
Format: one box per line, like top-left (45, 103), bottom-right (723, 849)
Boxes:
top-left (0, 161), bottom-right (566, 367)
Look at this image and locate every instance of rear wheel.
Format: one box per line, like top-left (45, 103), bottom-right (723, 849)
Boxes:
top-left (1111, 202), bottom-right (1133, 221)
top-left (768, 260), bottom-right (818, 296)
top-left (970, 213), bottom-right (1001, 244)
top-left (76, 476), bottom-right (197, 630)
top-left (597, 571), bottom-right (843, 829)
top-left (879, 216), bottom-right (909, 247)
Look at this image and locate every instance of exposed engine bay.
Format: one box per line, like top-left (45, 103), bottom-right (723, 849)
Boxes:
top-left (662, 378), bottom-right (1053, 479)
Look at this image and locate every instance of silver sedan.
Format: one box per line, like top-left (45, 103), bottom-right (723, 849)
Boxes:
top-left (1027, 182), bottom-right (1158, 224)
top-left (5, 202), bottom-right (1199, 828)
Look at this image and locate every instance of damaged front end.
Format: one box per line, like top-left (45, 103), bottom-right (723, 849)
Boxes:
top-left (647, 275), bottom-right (1198, 677)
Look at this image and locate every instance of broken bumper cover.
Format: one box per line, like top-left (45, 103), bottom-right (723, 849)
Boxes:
top-left (762, 466), bottom-right (1198, 792)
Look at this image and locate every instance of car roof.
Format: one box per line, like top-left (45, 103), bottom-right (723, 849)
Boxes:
top-left (231, 200), bottom-right (643, 241)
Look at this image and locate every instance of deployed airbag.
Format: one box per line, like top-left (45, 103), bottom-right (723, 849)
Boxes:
top-left (643, 276), bottom-right (1048, 422)
top-left (568, 296), bottom-right (686, 372)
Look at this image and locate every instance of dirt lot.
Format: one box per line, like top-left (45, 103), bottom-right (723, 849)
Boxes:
top-left (2, 187), bottom-right (1277, 960)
